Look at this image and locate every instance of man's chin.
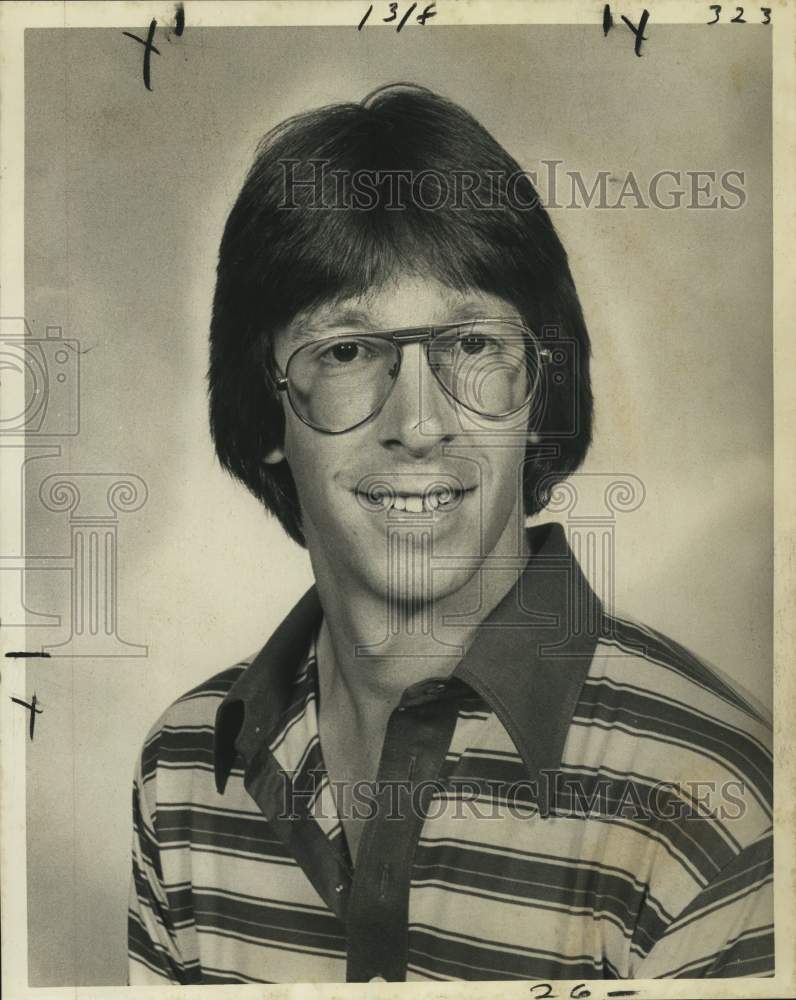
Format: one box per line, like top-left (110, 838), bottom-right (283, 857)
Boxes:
top-left (356, 551), bottom-right (484, 612)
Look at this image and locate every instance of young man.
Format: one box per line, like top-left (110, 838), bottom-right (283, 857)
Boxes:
top-left (128, 85), bottom-right (773, 984)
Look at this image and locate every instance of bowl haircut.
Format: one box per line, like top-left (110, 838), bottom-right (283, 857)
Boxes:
top-left (208, 84), bottom-right (593, 547)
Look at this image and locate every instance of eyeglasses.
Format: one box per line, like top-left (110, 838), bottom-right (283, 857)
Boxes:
top-left (272, 319), bottom-right (551, 434)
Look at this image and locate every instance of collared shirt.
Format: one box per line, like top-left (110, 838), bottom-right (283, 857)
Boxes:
top-left (128, 523), bottom-right (773, 983)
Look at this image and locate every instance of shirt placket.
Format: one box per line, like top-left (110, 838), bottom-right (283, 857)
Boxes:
top-left (344, 678), bottom-right (466, 983)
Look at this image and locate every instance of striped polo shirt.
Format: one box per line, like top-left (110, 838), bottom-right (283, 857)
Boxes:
top-left (128, 522), bottom-right (773, 983)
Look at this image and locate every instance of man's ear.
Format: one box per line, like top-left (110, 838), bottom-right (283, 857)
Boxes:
top-left (263, 447), bottom-right (285, 464)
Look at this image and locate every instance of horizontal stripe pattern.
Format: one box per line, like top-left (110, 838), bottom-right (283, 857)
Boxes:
top-left (129, 611), bottom-right (773, 983)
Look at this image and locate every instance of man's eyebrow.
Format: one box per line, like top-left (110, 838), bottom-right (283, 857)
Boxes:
top-left (285, 308), bottom-right (375, 344)
top-left (445, 303), bottom-right (514, 323)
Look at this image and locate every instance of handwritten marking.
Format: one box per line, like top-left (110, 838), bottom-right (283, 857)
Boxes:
top-left (11, 694), bottom-right (43, 740)
top-left (603, 5), bottom-right (650, 56)
top-left (122, 6), bottom-right (186, 91)
top-left (620, 9), bottom-right (650, 57)
top-left (708, 5), bottom-right (772, 22)
top-left (5, 651), bottom-right (51, 658)
top-left (416, 2), bottom-right (436, 24)
top-left (528, 985), bottom-right (637, 999)
top-left (122, 19), bottom-right (160, 92)
top-left (357, 1), bottom-right (436, 31)
top-left (396, 2), bottom-right (417, 31)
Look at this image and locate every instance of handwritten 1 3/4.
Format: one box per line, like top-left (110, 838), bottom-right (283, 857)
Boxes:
top-left (359, 2), bottom-right (437, 32)
top-left (122, 3), bottom-right (185, 92)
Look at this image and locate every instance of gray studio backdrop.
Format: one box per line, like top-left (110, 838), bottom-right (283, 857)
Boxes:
top-left (22, 24), bottom-right (772, 986)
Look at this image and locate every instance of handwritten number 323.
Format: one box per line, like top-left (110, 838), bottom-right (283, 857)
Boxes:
top-left (708, 6), bottom-right (772, 22)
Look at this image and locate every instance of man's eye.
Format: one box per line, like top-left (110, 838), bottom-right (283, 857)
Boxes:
top-left (330, 342), bottom-right (360, 363)
top-left (459, 335), bottom-right (490, 356)
top-left (313, 338), bottom-right (382, 372)
top-left (326, 342), bottom-right (362, 364)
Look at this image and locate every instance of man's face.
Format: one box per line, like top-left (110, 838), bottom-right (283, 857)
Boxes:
top-left (269, 273), bottom-right (532, 607)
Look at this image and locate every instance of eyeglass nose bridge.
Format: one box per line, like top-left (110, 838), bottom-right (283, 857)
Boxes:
top-left (388, 326), bottom-right (437, 345)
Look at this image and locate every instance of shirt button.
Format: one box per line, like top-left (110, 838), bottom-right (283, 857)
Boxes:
top-left (370, 975), bottom-right (387, 982)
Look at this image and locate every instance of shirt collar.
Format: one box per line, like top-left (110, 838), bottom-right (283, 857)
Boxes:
top-left (214, 521), bottom-right (600, 797)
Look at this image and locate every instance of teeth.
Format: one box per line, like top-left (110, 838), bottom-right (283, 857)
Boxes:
top-left (373, 489), bottom-right (463, 514)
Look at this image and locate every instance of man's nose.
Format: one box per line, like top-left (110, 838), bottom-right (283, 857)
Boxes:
top-left (378, 342), bottom-right (456, 454)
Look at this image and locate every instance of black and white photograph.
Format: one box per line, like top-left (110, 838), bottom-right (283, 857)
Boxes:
top-left (1, 1), bottom-right (793, 996)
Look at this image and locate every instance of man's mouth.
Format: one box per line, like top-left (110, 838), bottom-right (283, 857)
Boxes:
top-left (353, 476), bottom-right (475, 515)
